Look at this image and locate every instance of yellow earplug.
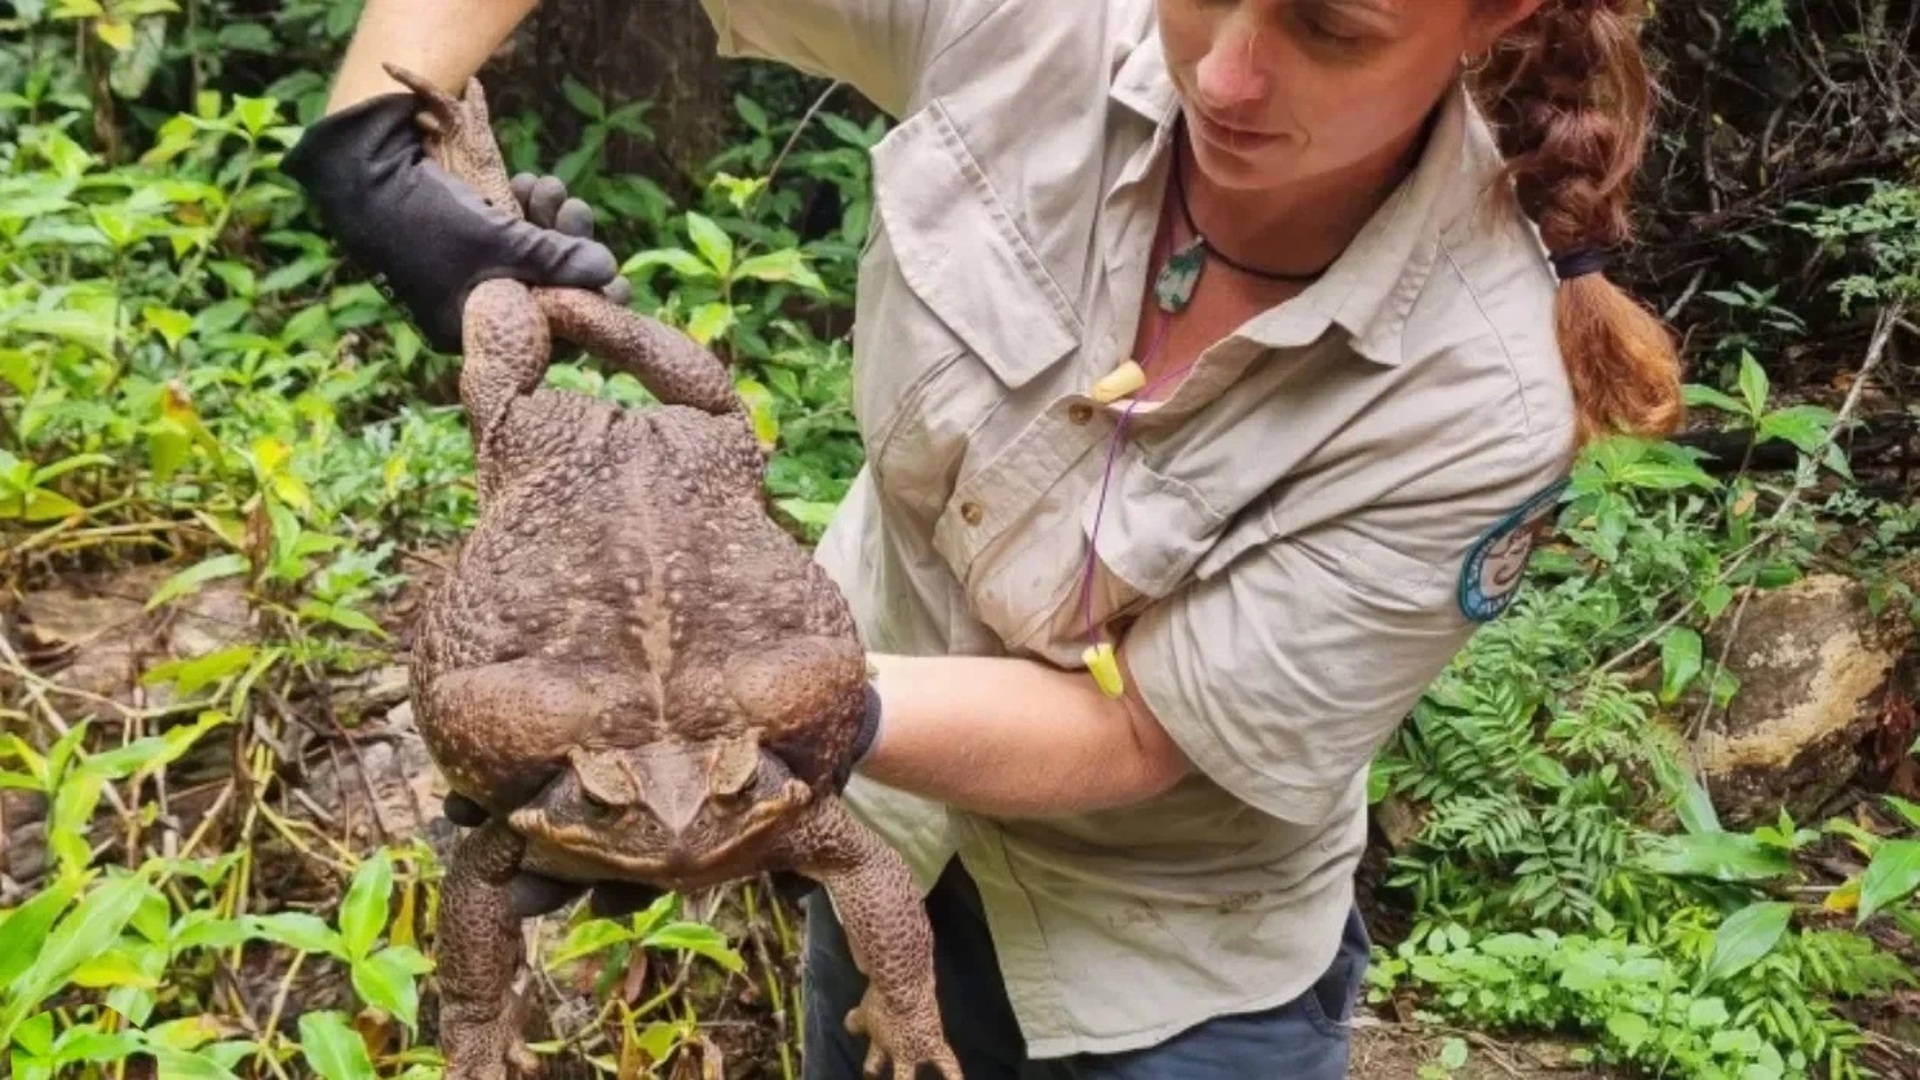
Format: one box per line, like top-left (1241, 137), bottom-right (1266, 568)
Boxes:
top-left (1083, 640), bottom-right (1125, 699)
top-left (1090, 360), bottom-right (1146, 404)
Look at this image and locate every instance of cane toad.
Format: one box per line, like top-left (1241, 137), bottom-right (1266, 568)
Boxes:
top-left (383, 64), bottom-right (960, 1080)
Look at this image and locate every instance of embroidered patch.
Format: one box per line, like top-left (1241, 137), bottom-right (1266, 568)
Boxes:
top-left (1457, 478), bottom-right (1569, 623)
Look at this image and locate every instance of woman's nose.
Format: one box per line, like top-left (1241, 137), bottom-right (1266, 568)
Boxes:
top-left (1193, 29), bottom-right (1271, 112)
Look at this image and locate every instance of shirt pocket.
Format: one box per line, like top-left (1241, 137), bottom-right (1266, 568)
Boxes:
top-left (853, 98), bottom-right (1084, 526)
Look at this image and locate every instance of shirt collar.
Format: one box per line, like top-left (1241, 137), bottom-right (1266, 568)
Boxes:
top-left (1107, 27), bottom-right (1500, 369)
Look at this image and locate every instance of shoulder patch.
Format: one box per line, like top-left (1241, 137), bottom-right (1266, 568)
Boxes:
top-left (1457, 478), bottom-right (1568, 623)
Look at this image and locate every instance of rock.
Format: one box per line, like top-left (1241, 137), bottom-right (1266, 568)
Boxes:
top-left (1671, 573), bottom-right (1916, 828)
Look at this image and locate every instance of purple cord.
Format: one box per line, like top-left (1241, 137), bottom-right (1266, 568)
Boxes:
top-left (1080, 314), bottom-right (1188, 645)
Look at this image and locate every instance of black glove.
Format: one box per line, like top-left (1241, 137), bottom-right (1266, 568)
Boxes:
top-left (280, 91), bottom-right (627, 353)
top-left (440, 792), bottom-right (819, 919)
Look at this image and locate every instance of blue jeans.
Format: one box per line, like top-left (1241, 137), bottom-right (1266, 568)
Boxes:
top-left (800, 859), bottom-right (1369, 1079)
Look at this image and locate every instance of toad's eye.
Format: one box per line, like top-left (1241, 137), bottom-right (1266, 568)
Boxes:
top-left (579, 790), bottom-right (619, 820)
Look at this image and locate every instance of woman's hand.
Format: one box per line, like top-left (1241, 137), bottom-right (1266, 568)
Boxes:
top-left (281, 97), bottom-right (627, 351)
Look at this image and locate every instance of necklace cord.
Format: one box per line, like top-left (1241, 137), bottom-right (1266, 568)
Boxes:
top-left (1171, 114), bottom-right (1336, 284)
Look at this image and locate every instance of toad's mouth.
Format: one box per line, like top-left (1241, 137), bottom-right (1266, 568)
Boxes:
top-left (513, 777), bottom-right (814, 883)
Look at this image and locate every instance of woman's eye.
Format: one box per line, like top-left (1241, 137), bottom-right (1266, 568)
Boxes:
top-left (1303, 18), bottom-right (1365, 45)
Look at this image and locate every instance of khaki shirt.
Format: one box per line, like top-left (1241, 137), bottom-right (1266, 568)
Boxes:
top-left (700, 0), bottom-right (1578, 1057)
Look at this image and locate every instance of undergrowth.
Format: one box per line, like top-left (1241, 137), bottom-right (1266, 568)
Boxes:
top-left (3, 3), bottom-right (1918, 1079)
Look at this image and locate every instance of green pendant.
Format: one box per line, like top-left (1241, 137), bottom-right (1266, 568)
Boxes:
top-left (1154, 235), bottom-right (1206, 313)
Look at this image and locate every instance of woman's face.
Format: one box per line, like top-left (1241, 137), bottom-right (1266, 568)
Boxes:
top-left (1155, 0), bottom-right (1544, 192)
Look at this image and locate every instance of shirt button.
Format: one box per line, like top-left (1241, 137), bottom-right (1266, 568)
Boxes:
top-left (961, 501), bottom-right (984, 525)
top-left (1067, 402), bottom-right (1094, 425)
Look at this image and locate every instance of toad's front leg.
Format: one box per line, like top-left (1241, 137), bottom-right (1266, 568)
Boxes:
top-left (775, 796), bottom-right (961, 1080)
top-left (436, 818), bottom-right (529, 1080)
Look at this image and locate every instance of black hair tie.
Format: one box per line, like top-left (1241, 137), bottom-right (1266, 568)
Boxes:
top-left (1551, 247), bottom-right (1609, 283)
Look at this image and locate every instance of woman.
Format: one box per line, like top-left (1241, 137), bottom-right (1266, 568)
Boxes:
top-left (285, 0), bottom-right (1684, 1076)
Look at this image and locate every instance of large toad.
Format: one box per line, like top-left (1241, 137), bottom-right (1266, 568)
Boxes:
top-left (383, 64), bottom-right (959, 1080)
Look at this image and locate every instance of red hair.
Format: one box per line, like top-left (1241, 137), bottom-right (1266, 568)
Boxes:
top-left (1472, 0), bottom-right (1685, 448)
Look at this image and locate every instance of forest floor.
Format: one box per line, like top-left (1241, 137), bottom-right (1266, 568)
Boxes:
top-left (22, 541), bottom-right (1915, 1079)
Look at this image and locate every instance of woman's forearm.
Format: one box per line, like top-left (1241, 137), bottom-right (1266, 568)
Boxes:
top-left (857, 651), bottom-right (1193, 819)
top-left (325, 0), bottom-right (542, 113)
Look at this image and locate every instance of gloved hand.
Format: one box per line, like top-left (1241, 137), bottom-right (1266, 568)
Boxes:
top-left (440, 792), bottom-right (820, 919)
top-left (280, 91), bottom-right (630, 353)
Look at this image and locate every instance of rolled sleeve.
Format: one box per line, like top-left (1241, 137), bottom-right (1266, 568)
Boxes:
top-left (697, 0), bottom-right (981, 117)
top-left (1121, 522), bottom-right (1478, 827)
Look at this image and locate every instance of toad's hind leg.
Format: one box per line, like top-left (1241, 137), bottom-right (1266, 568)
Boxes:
top-left (775, 797), bottom-right (960, 1080)
top-left (436, 819), bottom-right (529, 1080)
top-left (536, 289), bottom-right (741, 418)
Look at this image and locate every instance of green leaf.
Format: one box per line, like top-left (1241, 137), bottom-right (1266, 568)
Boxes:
top-left (51, 1026), bottom-right (142, 1066)
top-left (1682, 384), bottom-right (1747, 415)
top-left (1674, 770), bottom-right (1723, 835)
top-left (1605, 1011), bottom-right (1652, 1049)
top-left (1737, 351), bottom-right (1769, 415)
top-left (297, 1012), bottom-right (375, 1080)
top-left (14, 489), bottom-right (84, 522)
top-left (775, 498), bottom-right (841, 532)
top-left (339, 849), bottom-right (393, 960)
top-left (686, 302), bottom-right (736, 346)
top-left (1699, 901), bottom-right (1792, 987)
top-left (734, 376), bottom-right (780, 447)
top-left (247, 911), bottom-right (347, 958)
top-left (232, 95), bottom-right (279, 137)
top-left (170, 911), bottom-right (257, 953)
top-left (1757, 404), bottom-right (1837, 454)
top-left (643, 922), bottom-right (745, 973)
top-left (1636, 832), bottom-right (1793, 882)
top-left (0, 879), bottom-right (80, 984)
top-left (1701, 583), bottom-right (1735, 618)
top-left (93, 16), bottom-right (134, 51)
top-left (1659, 627), bottom-right (1703, 703)
top-left (69, 946), bottom-right (162, 989)
top-left (0, 868), bottom-right (150, 1044)
top-left (148, 425), bottom-right (191, 484)
top-left (143, 1015), bottom-right (227, 1052)
top-left (8, 307), bottom-right (117, 360)
top-left (684, 212), bottom-right (733, 276)
top-left (734, 93), bottom-right (769, 133)
top-left (146, 554), bottom-right (248, 610)
top-left (620, 247), bottom-right (716, 280)
top-left (145, 1048), bottom-right (241, 1080)
top-left (546, 918), bottom-right (635, 968)
top-left (141, 305), bottom-right (194, 349)
top-left (1687, 997), bottom-right (1731, 1029)
top-left (561, 76), bottom-right (605, 119)
top-left (141, 645), bottom-right (257, 695)
top-left (1858, 839), bottom-right (1920, 921)
top-left (1881, 796), bottom-right (1920, 832)
top-left (350, 948), bottom-right (421, 1029)
top-left (734, 249), bottom-right (828, 294)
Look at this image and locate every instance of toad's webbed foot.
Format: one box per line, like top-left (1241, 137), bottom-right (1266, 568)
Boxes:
top-left (776, 797), bottom-right (961, 1079)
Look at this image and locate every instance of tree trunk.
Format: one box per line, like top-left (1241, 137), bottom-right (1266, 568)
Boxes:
top-left (485, 0), bottom-right (734, 204)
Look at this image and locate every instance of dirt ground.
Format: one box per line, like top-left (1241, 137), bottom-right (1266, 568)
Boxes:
top-left (1351, 1015), bottom-right (1629, 1079)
